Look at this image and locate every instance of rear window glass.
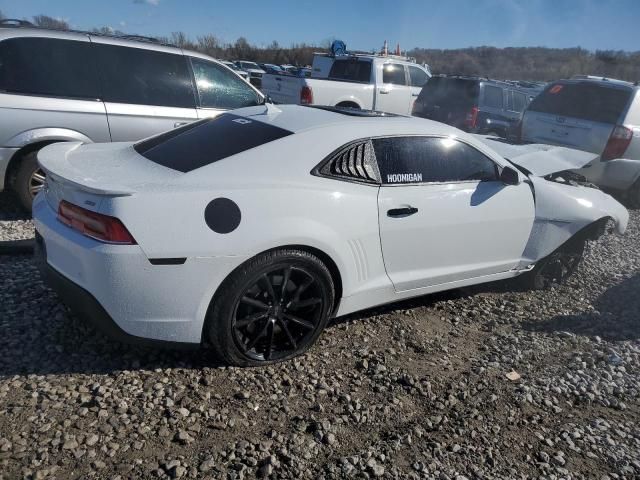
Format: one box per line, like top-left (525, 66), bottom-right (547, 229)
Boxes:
top-left (328, 60), bottom-right (372, 83)
top-left (417, 77), bottom-right (479, 108)
top-left (134, 114), bottom-right (293, 172)
top-left (0, 37), bottom-right (99, 99)
top-left (528, 82), bottom-right (631, 124)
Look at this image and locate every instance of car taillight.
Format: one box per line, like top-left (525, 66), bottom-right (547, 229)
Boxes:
top-left (602, 125), bottom-right (633, 161)
top-left (57, 200), bottom-right (137, 245)
top-left (464, 106), bottom-right (479, 129)
top-left (300, 86), bottom-right (313, 105)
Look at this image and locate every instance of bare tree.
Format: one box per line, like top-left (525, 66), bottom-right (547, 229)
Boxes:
top-left (32, 14), bottom-right (70, 30)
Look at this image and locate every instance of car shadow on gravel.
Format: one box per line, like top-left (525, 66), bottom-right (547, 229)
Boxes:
top-left (0, 191), bottom-right (30, 221)
top-left (521, 273), bottom-right (640, 341)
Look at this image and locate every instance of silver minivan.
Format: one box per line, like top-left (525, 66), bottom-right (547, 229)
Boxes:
top-left (520, 76), bottom-right (640, 206)
top-left (0, 21), bottom-right (265, 210)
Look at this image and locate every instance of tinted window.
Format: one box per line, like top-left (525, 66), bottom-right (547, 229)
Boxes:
top-left (417, 77), bottom-right (479, 109)
top-left (328, 60), bottom-right (372, 83)
top-left (134, 114), bottom-right (292, 172)
top-left (373, 136), bottom-right (498, 184)
top-left (95, 43), bottom-right (194, 108)
top-left (528, 82), bottom-right (631, 124)
top-left (483, 85), bottom-right (504, 109)
top-left (0, 37), bottom-right (99, 99)
top-left (383, 63), bottom-right (406, 85)
top-left (409, 66), bottom-right (429, 88)
top-left (512, 91), bottom-right (527, 112)
top-left (190, 58), bottom-right (260, 109)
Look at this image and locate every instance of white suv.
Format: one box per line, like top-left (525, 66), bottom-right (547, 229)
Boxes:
top-left (520, 76), bottom-right (640, 206)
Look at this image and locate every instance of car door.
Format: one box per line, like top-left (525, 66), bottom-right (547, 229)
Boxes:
top-left (374, 62), bottom-right (411, 115)
top-left (480, 84), bottom-right (510, 134)
top-left (376, 136), bottom-right (535, 292)
top-left (407, 65), bottom-right (430, 114)
top-left (188, 57), bottom-right (264, 119)
top-left (92, 40), bottom-right (199, 142)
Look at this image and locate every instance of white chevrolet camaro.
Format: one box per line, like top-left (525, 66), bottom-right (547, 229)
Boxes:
top-left (33, 105), bottom-right (628, 366)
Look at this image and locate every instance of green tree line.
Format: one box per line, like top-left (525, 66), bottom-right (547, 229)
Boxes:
top-left (2, 11), bottom-right (639, 82)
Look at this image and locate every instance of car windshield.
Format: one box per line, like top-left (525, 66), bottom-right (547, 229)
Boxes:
top-left (241, 62), bottom-right (260, 70)
top-left (527, 82), bottom-right (632, 124)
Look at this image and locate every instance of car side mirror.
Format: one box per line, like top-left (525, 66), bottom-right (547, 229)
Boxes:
top-left (500, 166), bottom-right (520, 185)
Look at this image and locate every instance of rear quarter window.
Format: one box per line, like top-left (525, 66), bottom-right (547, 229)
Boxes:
top-left (134, 114), bottom-right (293, 172)
top-left (528, 82), bottom-right (632, 124)
top-left (328, 60), bottom-right (372, 83)
top-left (0, 37), bottom-right (99, 99)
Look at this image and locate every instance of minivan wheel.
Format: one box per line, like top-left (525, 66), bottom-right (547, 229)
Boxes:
top-left (519, 239), bottom-right (585, 290)
top-left (14, 151), bottom-right (45, 212)
top-left (207, 249), bottom-right (335, 366)
top-left (627, 180), bottom-right (640, 209)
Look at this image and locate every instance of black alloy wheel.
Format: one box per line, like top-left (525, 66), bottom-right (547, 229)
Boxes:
top-left (208, 249), bottom-right (334, 366)
top-left (524, 239), bottom-right (585, 290)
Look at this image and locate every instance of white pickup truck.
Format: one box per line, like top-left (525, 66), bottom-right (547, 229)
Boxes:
top-left (261, 53), bottom-right (431, 115)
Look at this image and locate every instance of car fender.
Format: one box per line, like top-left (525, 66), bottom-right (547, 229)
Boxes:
top-left (520, 177), bottom-right (628, 265)
top-left (6, 128), bottom-right (94, 149)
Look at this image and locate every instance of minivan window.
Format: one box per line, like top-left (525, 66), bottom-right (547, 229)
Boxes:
top-left (483, 85), bottom-right (504, 109)
top-left (408, 66), bottom-right (429, 87)
top-left (190, 58), bottom-right (261, 109)
top-left (95, 43), bottom-right (195, 108)
top-left (134, 114), bottom-right (293, 173)
top-left (0, 37), bottom-right (99, 99)
top-left (373, 136), bottom-right (498, 184)
top-left (527, 82), bottom-right (631, 124)
top-left (328, 60), bottom-right (372, 83)
top-left (382, 63), bottom-right (406, 85)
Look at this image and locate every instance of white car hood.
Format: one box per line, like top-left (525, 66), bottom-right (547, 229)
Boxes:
top-left (475, 135), bottom-right (598, 176)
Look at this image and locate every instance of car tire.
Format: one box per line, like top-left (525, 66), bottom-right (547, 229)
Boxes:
top-left (14, 151), bottom-right (46, 212)
top-left (626, 179), bottom-right (640, 209)
top-left (518, 238), bottom-right (585, 290)
top-left (207, 249), bottom-right (335, 366)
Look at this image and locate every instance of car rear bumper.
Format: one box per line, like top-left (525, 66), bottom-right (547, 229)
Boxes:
top-left (0, 147), bottom-right (19, 190)
top-left (579, 158), bottom-right (640, 191)
top-left (32, 193), bottom-right (246, 345)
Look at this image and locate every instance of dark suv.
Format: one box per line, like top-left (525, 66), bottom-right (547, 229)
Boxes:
top-left (412, 75), bottom-right (537, 137)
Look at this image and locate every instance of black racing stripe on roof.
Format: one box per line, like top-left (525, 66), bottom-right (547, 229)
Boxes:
top-left (304, 105), bottom-right (404, 117)
top-left (134, 114), bottom-right (293, 173)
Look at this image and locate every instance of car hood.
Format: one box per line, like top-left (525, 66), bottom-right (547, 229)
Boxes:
top-left (474, 135), bottom-right (598, 176)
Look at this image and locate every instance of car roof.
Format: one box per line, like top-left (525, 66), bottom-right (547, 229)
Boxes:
top-left (557, 76), bottom-right (638, 90)
top-left (232, 104), bottom-right (461, 137)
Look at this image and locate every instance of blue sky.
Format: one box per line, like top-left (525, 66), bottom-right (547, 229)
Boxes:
top-left (1, 0), bottom-right (638, 51)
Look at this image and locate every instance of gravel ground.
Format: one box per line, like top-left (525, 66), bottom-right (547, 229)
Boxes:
top-left (0, 191), bottom-right (638, 480)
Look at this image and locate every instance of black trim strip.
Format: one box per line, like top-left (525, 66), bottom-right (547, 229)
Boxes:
top-left (149, 257), bottom-right (187, 265)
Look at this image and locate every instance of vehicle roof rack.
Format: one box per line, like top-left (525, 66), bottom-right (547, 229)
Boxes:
top-left (313, 51), bottom-right (417, 63)
top-left (0, 19), bottom-right (175, 47)
top-left (0, 19), bottom-right (34, 27)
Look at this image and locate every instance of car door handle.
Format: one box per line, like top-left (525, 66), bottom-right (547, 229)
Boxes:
top-left (387, 207), bottom-right (418, 217)
top-left (379, 89), bottom-right (390, 94)
top-left (174, 122), bottom-right (189, 128)
top-left (411, 93), bottom-right (419, 97)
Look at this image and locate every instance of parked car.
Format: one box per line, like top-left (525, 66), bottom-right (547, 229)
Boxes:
top-left (259, 63), bottom-right (286, 75)
top-left (280, 64), bottom-right (299, 75)
top-left (0, 21), bottom-right (265, 211)
top-left (220, 60), bottom-right (250, 82)
top-left (261, 53), bottom-right (431, 115)
top-left (412, 75), bottom-right (534, 138)
top-left (234, 61), bottom-right (266, 88)
top-left (33, 104), bottom-right (627, 366)
top-left (519, 76), bottom-right (640, 206)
